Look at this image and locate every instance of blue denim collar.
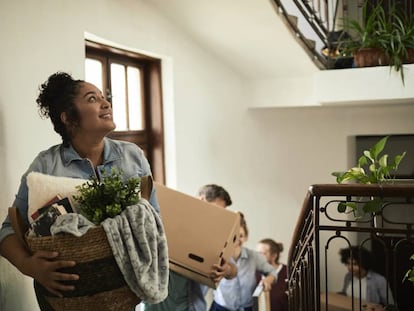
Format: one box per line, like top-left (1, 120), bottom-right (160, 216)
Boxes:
top-left (60, 137), bottom-right (122, 165)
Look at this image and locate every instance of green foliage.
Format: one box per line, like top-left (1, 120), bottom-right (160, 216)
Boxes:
top-left (338, 1), bottom-right (414, 83)
top-left (332, 136), bottom-right (406, 215)
top-left (332, 136), bottom-right (406, 184)
top-left (74, 167), bottom-right (141, 224)
top-left (404, 254), bottom-right (414, 285)
top-left (332, 136), bottom-right (412, 287)
top-left (339, 2), bottom-right (386, 53)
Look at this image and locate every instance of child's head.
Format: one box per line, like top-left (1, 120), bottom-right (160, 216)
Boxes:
top-left (339, 246), bottom-right (372, 277)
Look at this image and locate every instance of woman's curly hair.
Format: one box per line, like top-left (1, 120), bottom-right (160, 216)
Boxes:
top-left (36, 72), bottom-right (83, 143)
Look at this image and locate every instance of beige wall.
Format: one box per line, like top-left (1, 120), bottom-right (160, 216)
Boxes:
top-left (1, 0), bottom-right (414, 309)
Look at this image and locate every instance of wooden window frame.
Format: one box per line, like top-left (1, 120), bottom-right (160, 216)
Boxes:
top-left (85, 40), bottom-right (165, 183)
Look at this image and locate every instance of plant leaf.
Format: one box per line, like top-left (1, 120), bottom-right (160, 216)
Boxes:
top-left (337, 202), bottom-right (356, 213)
top-left (379, 154), bottom-right (388, 168)
top-left (371, 136), bottom-right (388, 160)
top-left (362, 198), bottom-right (383, 213)
top-left (358, 155), bottom-right (368, 167)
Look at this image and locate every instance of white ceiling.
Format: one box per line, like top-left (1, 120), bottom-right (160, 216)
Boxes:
top-left (147, 0), bottom-right (317, 79)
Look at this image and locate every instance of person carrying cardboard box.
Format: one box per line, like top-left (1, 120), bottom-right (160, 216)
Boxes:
top-left (143, 184), bottom-right (237, 311)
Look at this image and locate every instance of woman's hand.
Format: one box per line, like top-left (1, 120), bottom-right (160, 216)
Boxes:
top-left (261, 275), bottom-right (275, 291)
top-left (20, 250), bottom-right (79, 297)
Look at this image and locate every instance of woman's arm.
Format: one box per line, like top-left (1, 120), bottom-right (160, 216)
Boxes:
top-left (261, 274), bottom-right (276, 291)
top-left (0, 234), bottom-right (79, 297)
top-left (255, 250), bottom-right (278, 291)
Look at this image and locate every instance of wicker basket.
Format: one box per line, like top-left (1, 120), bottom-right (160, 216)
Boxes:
top-left (26, 226), bottom-right (141, 311)
top-left (8, 176), bottom-right (154, 311)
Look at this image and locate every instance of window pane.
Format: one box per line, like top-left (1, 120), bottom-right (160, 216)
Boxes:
top-left (127, 66), bottom-right (143, 130)
top-left (111, 63), bottom-right (127, 131)
top-left (85, 58), bottom-right (103, 91)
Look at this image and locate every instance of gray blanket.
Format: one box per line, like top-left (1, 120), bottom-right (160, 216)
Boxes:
top-left (50, 199), bottom-right (169, 304)
top-left (101, 199), bottom-right (169, 304)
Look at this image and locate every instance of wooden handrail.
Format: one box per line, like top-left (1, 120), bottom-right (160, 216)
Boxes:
top-left (310, 183), bottom-right (414, 197)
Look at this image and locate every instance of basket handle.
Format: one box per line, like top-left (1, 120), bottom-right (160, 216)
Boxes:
top-left (141, 175), bottom-right (153, 200)
top-left (8, 207), bottom-right (30, 251)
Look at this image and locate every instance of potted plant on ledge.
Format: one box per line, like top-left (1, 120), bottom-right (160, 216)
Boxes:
top-left (331, 136), bottom-right (406, 214)
top-left (338, 1), bottom-right (414, 84)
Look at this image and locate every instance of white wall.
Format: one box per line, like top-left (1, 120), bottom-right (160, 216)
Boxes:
top-left (1, 0), bottom-right (414, 310)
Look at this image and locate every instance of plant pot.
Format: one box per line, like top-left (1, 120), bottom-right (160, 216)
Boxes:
top-left (404, 48), bottom-right (414, 64)
top-left (353, 48), bottom-right (389, 67)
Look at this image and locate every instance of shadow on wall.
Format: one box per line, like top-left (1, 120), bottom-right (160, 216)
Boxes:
top-left (0, 105), bottom-right (40, 311)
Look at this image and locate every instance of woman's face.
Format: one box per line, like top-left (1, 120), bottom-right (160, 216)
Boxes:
top-left (256, 243), bottom-right (277, 265)
top-left (69, 82), bottom-right (115, 138)
top-left (237, 227), bottom-right (248, 247)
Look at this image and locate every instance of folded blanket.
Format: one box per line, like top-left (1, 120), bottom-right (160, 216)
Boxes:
top-left (50, 213), bottom-right (95, 237)
top-left (101, 199), bottom-right (169, 304)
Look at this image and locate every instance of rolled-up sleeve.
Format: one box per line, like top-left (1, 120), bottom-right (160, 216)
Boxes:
top-left (0, 154), bottom-right (45, 246)
top-left (0, 176), bottom-right (30, 245)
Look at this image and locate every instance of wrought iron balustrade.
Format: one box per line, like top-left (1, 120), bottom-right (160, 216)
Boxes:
top-left (288, 184), bottom-right (414, 311)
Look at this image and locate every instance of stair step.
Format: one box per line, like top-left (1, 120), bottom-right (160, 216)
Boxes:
top-left (287, 14), bottom-right (298, 27)
top-left (303, 38), bottom-right (316, 50)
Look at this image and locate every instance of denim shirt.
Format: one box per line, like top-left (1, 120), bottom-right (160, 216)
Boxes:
top-left (341, 270), bottom-right (395, 306)
top-left (0, 137), bottom-right (160, 244)
top-left (213, 247), bottom-right (278, 310)
top-left (143, 271), bottom-right (209, 311)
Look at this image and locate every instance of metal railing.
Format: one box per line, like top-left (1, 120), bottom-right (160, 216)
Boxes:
top-left (288, 184), bottom-right (414, 311)
top-left (271, 0), bottom-right (414, 69)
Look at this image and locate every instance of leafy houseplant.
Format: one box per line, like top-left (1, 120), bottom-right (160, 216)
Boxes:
top-left (338, 1), bottom-right (414, 83)
top-left (404, 254), bottom-right (414, 285)
top-left (74, 167), bottom-right (141, 224)
top-left (332, 136), bottom-right (406, 214)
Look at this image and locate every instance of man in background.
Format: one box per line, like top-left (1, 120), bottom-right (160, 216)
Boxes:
top-left (198, 184), bottom-right (232, 208)
top-left (144, 184), bottom-right (236, 311)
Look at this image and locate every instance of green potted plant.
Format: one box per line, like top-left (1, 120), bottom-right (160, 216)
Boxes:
top-left (74, 167), bottom-right (141, 224)
top-left (74, 167), bottom-right (141, 225)
top-left (338, 1), bottom-right (414, 83)
top-left (331, 135), bottom-right (406, 214)
top-left (332, 136), bottom-right (414, 290)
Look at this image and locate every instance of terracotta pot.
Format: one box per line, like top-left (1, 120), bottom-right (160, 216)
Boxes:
top-left (353, 48), bottom-right (389, 67)
top-left (404, 48), bottom-right (414, 64)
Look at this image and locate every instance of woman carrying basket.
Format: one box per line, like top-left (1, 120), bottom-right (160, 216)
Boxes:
top-left (0, 72), bottom-right (161, 309)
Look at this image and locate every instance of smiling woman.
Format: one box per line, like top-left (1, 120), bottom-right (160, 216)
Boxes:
top-left (64, 81), bottom-right (116, 154)
top-left (0, 71), bottom-right (161, 310)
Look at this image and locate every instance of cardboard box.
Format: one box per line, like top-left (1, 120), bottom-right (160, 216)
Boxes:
top-left (320, 292), bottom-right (384, 311)
top-left (155, 183), bottom-right (240, 288)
